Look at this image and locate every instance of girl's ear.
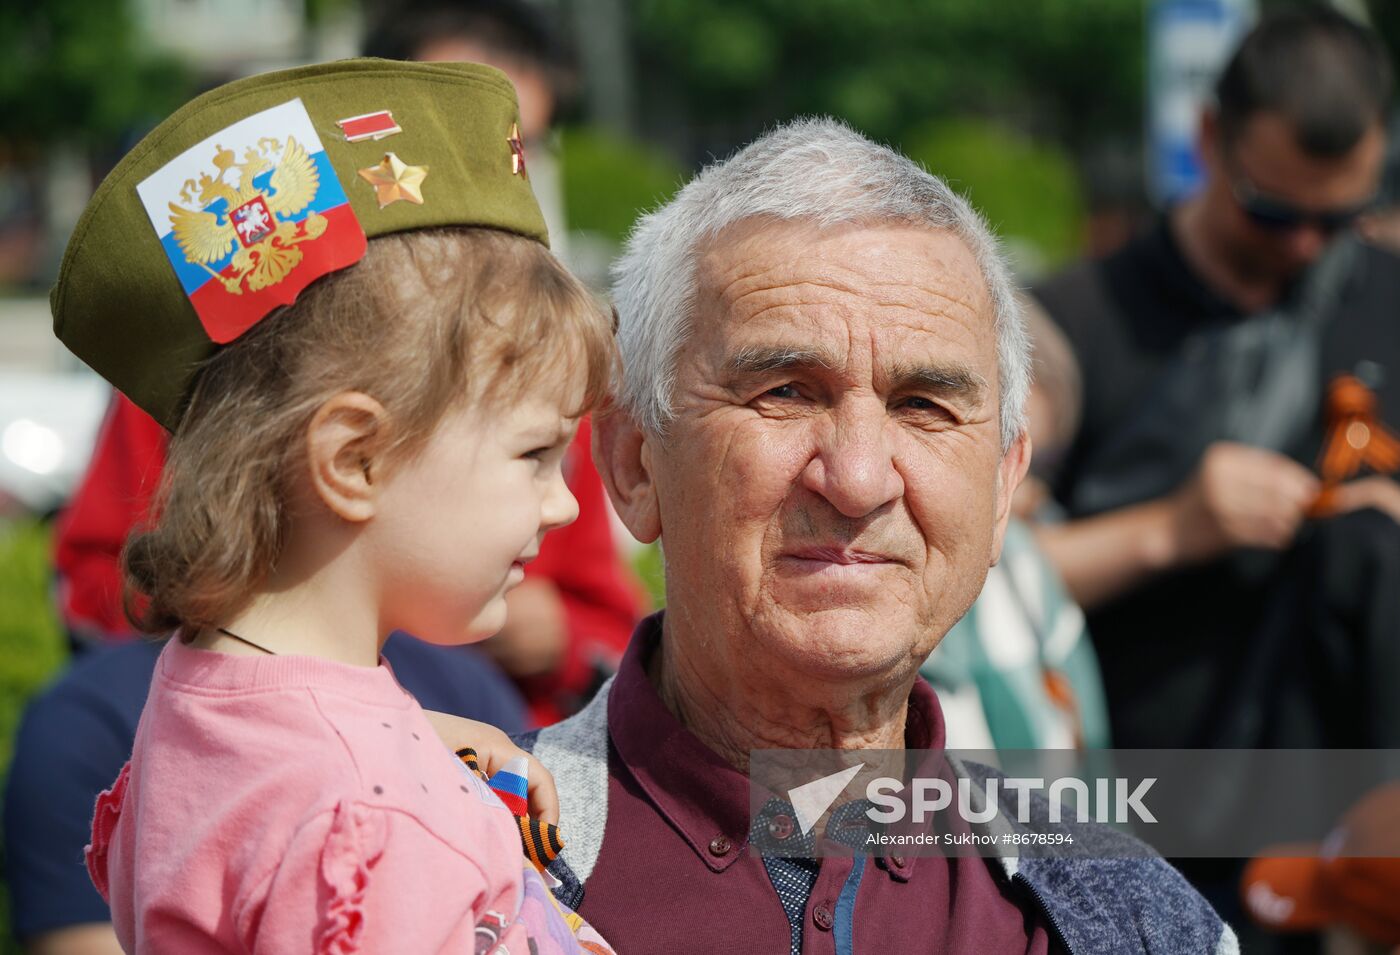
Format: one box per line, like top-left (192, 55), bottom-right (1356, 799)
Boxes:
top-left (592, 408), bottom-right (661, 544)
top-left (305, 392), bottom-right (392, 523)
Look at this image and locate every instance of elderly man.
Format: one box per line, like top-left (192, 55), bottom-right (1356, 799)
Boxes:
top-left (522, 120), bottom-right (1234, 954)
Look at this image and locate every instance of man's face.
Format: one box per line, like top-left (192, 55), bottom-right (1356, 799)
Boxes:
top-left (414, 37), bottom-right (554, 143)
top-left (1206, 111), bottom-right (1385, 284)
top-left (645, 219), bottom-right (1027, 682)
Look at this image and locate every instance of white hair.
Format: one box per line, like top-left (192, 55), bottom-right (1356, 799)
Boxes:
top-left (610, 116), bottom-right (1030, 451)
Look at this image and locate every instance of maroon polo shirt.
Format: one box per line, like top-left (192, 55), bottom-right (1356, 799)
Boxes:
top-left (578, 614), bottom-right (1057, 954)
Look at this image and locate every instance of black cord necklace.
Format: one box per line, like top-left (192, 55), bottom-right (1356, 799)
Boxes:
top-left (216, 627), bottom-right (277, 656)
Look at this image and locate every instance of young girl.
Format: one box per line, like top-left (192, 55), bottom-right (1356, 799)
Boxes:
top-left (55, 60), bottom-right (617, 953)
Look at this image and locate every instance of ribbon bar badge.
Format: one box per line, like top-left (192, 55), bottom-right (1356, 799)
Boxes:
top-left (337, 110), bottom-right (402, 143)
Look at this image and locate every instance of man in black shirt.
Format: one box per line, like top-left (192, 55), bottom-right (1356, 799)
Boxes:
top-left (1033, 9), bottom-right (1400, 750)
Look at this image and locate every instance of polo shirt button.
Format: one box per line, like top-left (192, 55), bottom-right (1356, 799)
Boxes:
top-left (813, 902), bottom-right (834, 931)
top-left (768, 813), bottom-right (794, 840)
top-left (891, 855), bottom-right (907, 868)
top-left (708, 835), bottom-right (732, 857)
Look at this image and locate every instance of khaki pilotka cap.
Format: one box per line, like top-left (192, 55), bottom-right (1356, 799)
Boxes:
top-left (51, 58), bottom-right (549, 430)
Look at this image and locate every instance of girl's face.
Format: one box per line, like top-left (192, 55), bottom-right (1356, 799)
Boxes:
top-left (368, 383), bottom-right (582, 645)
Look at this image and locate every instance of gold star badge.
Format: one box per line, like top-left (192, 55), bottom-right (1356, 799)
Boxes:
top-left (358, 152), bottom-right (428, 208)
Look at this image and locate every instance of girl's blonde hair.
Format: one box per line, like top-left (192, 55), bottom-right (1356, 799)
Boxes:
top-left (123, 227), bottom-right (615, 634)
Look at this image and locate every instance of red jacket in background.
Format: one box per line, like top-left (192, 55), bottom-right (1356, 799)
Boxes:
top-left (517, 415), bottom-right (645, 725)
top-left (53, 395), bottom-right (166, 639)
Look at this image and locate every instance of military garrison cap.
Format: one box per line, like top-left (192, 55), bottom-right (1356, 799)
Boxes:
top-left (52, 58), bottom-right (547, 430)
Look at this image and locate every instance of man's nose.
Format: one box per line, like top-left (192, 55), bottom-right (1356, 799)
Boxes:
top-left (541, 469), bottom-right (580, 532)
top-left (800, 403), bottom-right (904, 519)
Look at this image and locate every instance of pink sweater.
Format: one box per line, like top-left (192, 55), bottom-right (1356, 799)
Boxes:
top-left (86, 637), bottom-right (614, 954)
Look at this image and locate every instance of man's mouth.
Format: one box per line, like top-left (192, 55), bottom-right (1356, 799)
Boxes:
top-left (782, 546), bottom-right (902, 566)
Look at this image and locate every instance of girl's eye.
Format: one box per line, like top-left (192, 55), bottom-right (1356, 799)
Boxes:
top-left (523, 445), bottom-right (554, 462)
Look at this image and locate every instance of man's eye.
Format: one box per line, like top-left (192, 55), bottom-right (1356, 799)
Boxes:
top-left (764, 384), bottom-right (801, 400)
top-left (898, 396), bottom-right (951, 416)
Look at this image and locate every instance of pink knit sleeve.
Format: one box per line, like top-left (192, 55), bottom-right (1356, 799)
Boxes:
top-left (243, 800), bottom-right (499, 954)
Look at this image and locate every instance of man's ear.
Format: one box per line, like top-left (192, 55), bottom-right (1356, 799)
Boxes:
top-left (991, 429), bottom-right (1032, 565)
top-left (305, 392), bottom-right (392, 523)
top-left (592, 407), bottom-right (661, 544)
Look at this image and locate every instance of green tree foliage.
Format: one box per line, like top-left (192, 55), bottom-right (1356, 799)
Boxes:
top-left (0, 521), bottom-right (67, 781)
top-left (0, 0), bottom-right (188, 152)
top-left (560, 125), bottom-right (684, 242)
top-left (627, 0), bottom-right (1139, 264)
top-left (903, 118), bottom-right (1084, 269)
top-left (0, 520), bottom-right (68, 954)
top-left (630, 0), bottom-right (1145, 158)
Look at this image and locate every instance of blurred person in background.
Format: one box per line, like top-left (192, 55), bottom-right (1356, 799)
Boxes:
top-left (1358, 111), bottom-right (1400, 254)
top-left (1242, 782), bottom-right (1400, 950)
top-left (362, 0), bottom-right (574, 264)
top-left (924, 301), bottom-right (1111, 753)
top-left (1031, 8), bottom-right (1400, 754)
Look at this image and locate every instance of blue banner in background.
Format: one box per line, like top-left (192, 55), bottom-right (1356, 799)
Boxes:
top-left (1147, 0), bottom-right (1256, 206)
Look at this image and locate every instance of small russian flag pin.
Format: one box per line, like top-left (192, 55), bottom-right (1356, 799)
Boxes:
top-left (337, 110), bottom-right (402, 143)
top-left (487, 756), bottom-right (531, 817)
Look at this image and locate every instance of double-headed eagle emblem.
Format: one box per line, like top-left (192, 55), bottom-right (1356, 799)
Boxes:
top-left (168, 136), bottom-right (324, 295)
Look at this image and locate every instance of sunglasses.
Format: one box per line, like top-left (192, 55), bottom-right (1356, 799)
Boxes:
top-left (1230, 171), bottom-right (1374, 236)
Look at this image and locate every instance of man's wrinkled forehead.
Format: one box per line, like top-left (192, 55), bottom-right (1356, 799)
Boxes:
top-left (696, 217), bottom-right (989, 319)
top-left (689, 217), bottom-right (997, 377)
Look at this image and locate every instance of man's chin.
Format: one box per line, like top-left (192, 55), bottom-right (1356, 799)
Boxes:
top-left (760, 605), bottom-right (925, 682)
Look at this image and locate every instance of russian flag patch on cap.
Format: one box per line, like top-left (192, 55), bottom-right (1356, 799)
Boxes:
top-left (136, 98), bottom-right (367, 344)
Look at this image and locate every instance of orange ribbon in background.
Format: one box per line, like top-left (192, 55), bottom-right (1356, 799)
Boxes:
top-left (1309, 375), bottom-right (1400, 516)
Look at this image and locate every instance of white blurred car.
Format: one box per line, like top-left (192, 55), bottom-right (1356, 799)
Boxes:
top-left (0, 370), bottom-right (109, 516)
